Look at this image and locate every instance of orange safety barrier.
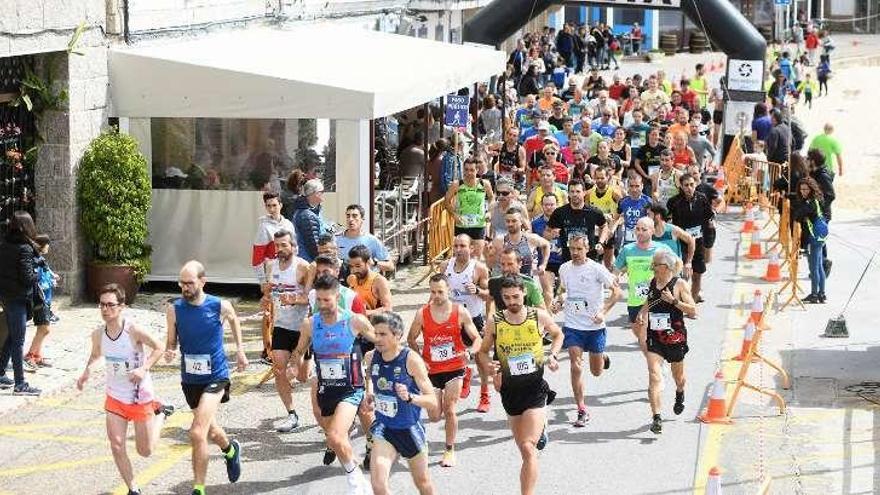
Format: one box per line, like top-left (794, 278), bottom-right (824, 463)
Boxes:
top-left (428, 198), bottom-right (455, 263)
top-left (779, 222), bottom-right (805, 311)
top-left (722, 136), bottom-right (747, 205)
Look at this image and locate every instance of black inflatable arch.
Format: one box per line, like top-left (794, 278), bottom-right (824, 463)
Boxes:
top-left (463, 0), bottom-right (766, 61)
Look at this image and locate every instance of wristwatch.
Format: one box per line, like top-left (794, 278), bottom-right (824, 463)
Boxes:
top-left (405, 394), bottom-right (414, 403)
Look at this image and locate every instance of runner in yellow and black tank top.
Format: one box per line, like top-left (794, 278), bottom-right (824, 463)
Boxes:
top-left (492, 308), bottom-right (552, 416)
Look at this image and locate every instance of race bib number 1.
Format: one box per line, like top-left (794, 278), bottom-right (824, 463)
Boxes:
top-left (430, 342), bottom-right (456, 362)
top-left (508, 353), bottom-right (537, 376)
top-left (184, 354), bottom-right (212, 375)
top-left (649, 313), bottom-right (672, 331)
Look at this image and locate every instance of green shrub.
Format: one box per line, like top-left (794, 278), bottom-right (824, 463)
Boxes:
top-left (77, 128), bottom-right (152, 283)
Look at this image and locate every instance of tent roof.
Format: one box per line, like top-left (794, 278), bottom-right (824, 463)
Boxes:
top-left (109, 24), bottom-right (506, 120)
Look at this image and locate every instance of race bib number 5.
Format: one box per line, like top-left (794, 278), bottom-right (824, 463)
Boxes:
top-left (184, 354), bottom-right (212, 375)
top-left (319, 359), bottom-right (346, 380)
top-left (508, 353), bottom-right (537, 376)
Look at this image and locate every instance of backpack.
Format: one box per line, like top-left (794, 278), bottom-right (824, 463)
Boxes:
top-left (790, 119), bottom-right (807, 151)
top-left (807, 199), bottom-right (829, 242)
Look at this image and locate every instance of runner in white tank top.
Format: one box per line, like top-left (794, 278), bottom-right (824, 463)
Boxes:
top-left (77, 284), bottom-right (173, 495)
top-left (445, 258), bottom-right (486, 319)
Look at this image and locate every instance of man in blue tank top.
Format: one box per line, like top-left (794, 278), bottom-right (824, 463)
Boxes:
top-left (292, 274), bottom-right (377, 494)
top-left (164, 261), bottom-right (248, 495)
top-left (364, 312), bottom-right (438, 495)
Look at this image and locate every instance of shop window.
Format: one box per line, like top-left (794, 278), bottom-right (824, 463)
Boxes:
top-left (435, 24), bottom-right (445, 42)
top-left (618, 9), bottom-right (644, 27)
top-left (450, 28), bottom-right (461, 44)
top-left (150, 118), bottom-right (336, 192)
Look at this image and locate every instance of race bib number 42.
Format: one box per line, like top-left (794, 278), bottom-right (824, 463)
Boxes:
top-left (184, 354), bottom-right (212, 375)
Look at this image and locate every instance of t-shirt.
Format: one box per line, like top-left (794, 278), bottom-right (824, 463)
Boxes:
top-left (548, 204), bottom-right (607, 262)
top-left (752, 115), bottom-right (773, 142)
top-left (559, 260), bottom-right (616, 331)
top-left (617, 195), bottom-right (652, 243)
top-left (489, 275), bottom-right (544, 310)
top-left (627, 123), bottom-right (651, 152)
top-left (532, 215), bottom-right (563, 266)
top-left (809, 133), bottom-right (842, 176)
top-left (636, 143), bottom-right (666, 177)
top-left (614, 242), bottom-right (672, 307)
top-left (336, 233), bottom-right (390, 264)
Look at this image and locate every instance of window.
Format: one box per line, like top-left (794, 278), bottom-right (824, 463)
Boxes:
top-left (618, 9), bottom-right (644, 26)
top-left (435, 23), bottom-right (445, 42)
top-left (150, 118), bottom-right (336, 192)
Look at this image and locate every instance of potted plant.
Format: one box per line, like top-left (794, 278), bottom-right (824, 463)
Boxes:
top-left (646, 49), bottom-right (665, 63)
top-left (77, 128), bottom-right (152, 302)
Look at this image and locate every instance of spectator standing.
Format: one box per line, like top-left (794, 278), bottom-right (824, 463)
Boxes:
top-left (766, 109), bottom-right (792, 165)
top-left (292, 179), bottom-right (328, 262)
top-left (808, 123), bottom-right (843, 179)
top-left (0, 211), bottom-right (41, 395)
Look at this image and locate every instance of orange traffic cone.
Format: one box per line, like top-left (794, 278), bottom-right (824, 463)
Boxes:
top-left (740, 203), bottom-right (755, 233)
top-left (749, 289), bottom-right (764, 326)
top-left (732, 321), bottom-right (757, 362)
top-left (747, 229), bottom-right (763, 260)
top-left (699, 371), bottom-right (732, 424)
top-left (763, 249), bottom-right (781, 282)
top-left (706, 466), bottom-right (723, 494)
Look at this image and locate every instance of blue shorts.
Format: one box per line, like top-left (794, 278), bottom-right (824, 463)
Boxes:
top-left (627, 305), bottom-right (643, 324)
top-left (562, 327), bottom-right (607, 354)
top-left (371, 421), bottom-right (428, 459)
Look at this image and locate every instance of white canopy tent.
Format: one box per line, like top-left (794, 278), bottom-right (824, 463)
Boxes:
top-left (109, 24), bottom-right (505, 282)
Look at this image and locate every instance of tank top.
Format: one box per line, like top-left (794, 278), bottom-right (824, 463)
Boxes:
top-left (312, 309), bottom-right (364, 395)
top-left (444, 259), bottom-right (485, 318)
top-left (456, 181), bottom-right (488, 228)
top-left (493, 309), bottom-right (544, 388)
top-left (504, 233), bottom-right (533, 275)
top-left (653, 223), bottom-right (682, 258)
top-left (102, 319), bottom-right (155, 404)
top-left (348, 271), bottom-right (379, 310)
top-left (672, 147), bottom-right (691, 169)
top-left (269, 258), bottom-right (309, 331)
top-left (528, 186), bottom-right (565, 216)
top-left (646, 277), bottom-right (687, 344)
top-left (369, 348), bottom-right (421, 429)
top-left (656, 170), bottom-right (679, 206)
top-left (421, 304), bottom-right (467, 374)
top-left (498, 143), bottom-right (521, 176)
top-left (610, 142), bottom-right (627, 163)
top-left (309, 285), bottom-right (357, 314)
top-left (589, 187), bottom-right (618, 216)
top-left (174, 295), bottom-right (229, 384)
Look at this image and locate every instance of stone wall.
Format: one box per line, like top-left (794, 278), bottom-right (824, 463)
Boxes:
top-left (0, 0), bottom-right (105, 57)
top-left (127, 0), bottom-right (271, 34)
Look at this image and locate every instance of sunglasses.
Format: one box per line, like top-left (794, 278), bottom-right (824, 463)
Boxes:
top-left (498, 191), bottom-right (512, 196)
top-left (99, 302), bottom-right (121, 309)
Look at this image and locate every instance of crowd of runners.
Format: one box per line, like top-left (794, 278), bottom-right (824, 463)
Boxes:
top-left (50, 24), bottom-right (853, 495)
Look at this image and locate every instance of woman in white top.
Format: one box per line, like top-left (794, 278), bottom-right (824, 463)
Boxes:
top-left (77, 284), bottom-right (172, 495)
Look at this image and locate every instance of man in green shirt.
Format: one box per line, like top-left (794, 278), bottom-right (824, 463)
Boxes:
top-left (809, 123), bottom-right (844, 178)
top-left (488, 247), bottom-right (546, 312)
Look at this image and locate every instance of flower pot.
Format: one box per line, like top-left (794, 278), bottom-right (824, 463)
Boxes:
top-left (86, 261), bottom-right (140, 304)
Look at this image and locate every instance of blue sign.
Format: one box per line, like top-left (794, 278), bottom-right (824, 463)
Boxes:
top-left (445, 94), bottom-right (470, 127)
top-left (775, 0), bottom-right (791, 5)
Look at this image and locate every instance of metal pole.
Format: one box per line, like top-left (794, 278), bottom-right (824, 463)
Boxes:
top-left (422, 102), bottom-right (430, 266)
top-left (820, 0), bottom-right (825, 23)
top-left (807, 0), bottom-right (813, 22)
top-left (369, 119), bottom-right (376, 234)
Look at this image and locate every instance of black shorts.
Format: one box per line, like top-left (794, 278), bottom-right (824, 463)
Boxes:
top-left (317, 389), bottom-right (366, 417)
top-left (712, 109), bottom-right (723, 125)
top-left (500, 379), bottom-right (550, 416)
top-left (454, 226), bottom-right (486, 242)
top-left (703, 226), bottom-right (717, 249)
top-left (272, 327), bottom-right (302, 353)
top-left (691, 242), bottom-right (707, 274)
top-left (547, 262), bottom-right (562, 276)
top-left (182, 379), bottom-right (231, 410)
top-left (32, 301), bottom-right (51, 326)
top-left (429, 368), bottom-right (466, 389)
top-left (647, 333), bottom-right (689, 363)
top-left (462, 315), bottom-right (485, 347)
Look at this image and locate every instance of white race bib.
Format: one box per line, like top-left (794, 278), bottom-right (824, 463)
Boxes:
top-left (636, 282), bottom-right (650, 300)
top-left (624, 229), bottom-right (635, 242)
top-left (106, 356), bottom-right (129, 378)
top-left (648, 165), bottom-right (660, 177)
top-left (430, 342), bottom-right (456, 363)
top-left (375, 394), bottom-right (399, 418)
top-left (461, 214), bottom-right (482, 227)
top-left (564, 298), bottom-right (589, 316)
top-left (649, 313), bottom-right (672, 331)
top-left (184, 354), bottom-right (212, 375)
top-left (685, 225), bottom-right (703, 239)
top-left (508, 353), bottom-right (537, 376)
top-left (319, 359), bottom-right (346, 380)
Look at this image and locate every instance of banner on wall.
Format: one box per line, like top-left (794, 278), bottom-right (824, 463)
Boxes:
top-left (567, 0), bottom-right (681, 8)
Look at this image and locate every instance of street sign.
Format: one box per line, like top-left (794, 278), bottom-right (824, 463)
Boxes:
top-left (566, 0), bottom-right (681, 7)
top-left (445, 94), bottom-right (470, 127)
top-left (727, 59), bottom-right (765, 92)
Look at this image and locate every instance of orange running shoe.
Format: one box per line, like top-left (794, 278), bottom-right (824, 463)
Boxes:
top-left (459, 367), bottom-right (472, 399)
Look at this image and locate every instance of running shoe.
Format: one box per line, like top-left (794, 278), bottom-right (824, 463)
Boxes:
top-left (35, 356), bottom-right (52, 368)
top-left (224, 439), bottom-right (242, 482)
top-left (322, 447), bottom-right (337, 465)
top-left (603, 354), bottom-right (611, 370)
top-left (22, 359), bottom-right (38, 373)
top-left (49, 313), bottom-right (60, 323)
top-left (345, 470), bottom-right (369, 495)
top-left (476, 392), bottom-right (491, 413)
top-left (573, 409), bottom-right (590, 428)
top-left (127, 490), bottom-right (141, 495)
top-left (276, 411), bottom-right (300, 433)
top-left (650, 414), bottom-right (662, 435)
top-left (12, 382), bottom-right (41, 396)
top-left (460, 367), bottom-right (472, 399)
top-left (536, 425), bottom-right (549, 450)
top-left (673, 391), bottom-right (685, 416)
top-left (0, 376), bottom-right (12, 389)
top-left (155, 403), bottom-right (176, 418)
top-left (441, 449), bottom-right (456, 467)
top-left (818, 293), bottom-right (827, 304)
top-left (803, 294), bottom-right (820, 304)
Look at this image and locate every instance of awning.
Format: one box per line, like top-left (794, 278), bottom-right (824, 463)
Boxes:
top-left (109, 24), bottom-right (506, 120)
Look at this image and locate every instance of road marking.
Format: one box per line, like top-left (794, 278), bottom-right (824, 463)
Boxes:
top-left (0, 430), bottom-right (105, 445)
top-left (0, 419), bottom-right (103, 433)
top-left (113, 444), bottom-right (192, 495)
top-left (0, 456), bottom-right (113, 478)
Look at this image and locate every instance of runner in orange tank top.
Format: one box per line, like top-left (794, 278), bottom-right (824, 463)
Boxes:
top-left (407, 274), bottom-right (481, 468)
top-left (346, 245), bottom-right (393, 316)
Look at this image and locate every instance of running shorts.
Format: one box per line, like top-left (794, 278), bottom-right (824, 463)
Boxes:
top-left (627, 305), bottom-right (643, 324)
top-left (271, 327), bottom-right (312, 359)
top-left (647, 332), bottom-right (689, 363)
top-left (371, 422), bottom-right (428, 459)
top-left (500, 379), bottom-right (550, 417)
top-left (429, 368), bottom-right (466, 390)
top-left (562, 327), bottom-right (607, 354)
top-left (105, 395), bottom-right (160, 423)
top-left (317, 388), bottom-right (366, 417)
top-left (182, 379), bottom-right (231, 411)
